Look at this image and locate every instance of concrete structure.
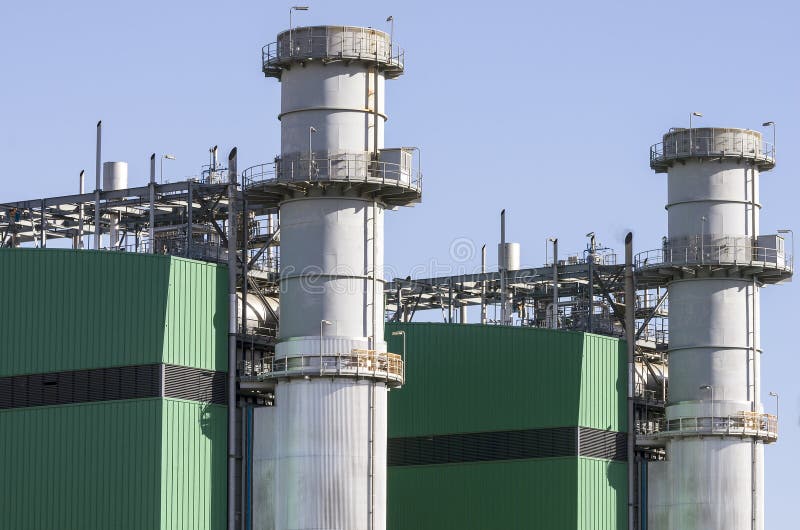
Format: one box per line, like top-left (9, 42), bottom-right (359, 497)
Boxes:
top-left (246, 25), bottom-right (421, 530)
top-left (638, 127), bottom-right (791, 530)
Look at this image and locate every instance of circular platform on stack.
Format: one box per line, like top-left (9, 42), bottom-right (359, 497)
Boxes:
top-left (262, 25), bottom-right (404, 79)
top-left (650, 127), bottom-right (775, 173)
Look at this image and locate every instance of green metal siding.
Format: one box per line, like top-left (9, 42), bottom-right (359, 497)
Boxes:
top-left (385, 323), bottom-right (626, 530)
top-left (160, 399), bottom-right (227, 530)
top-left (577, 458), bottom-right (627, 530)
top-left (388, 458), bottom-right (579, 530)
top-left (0, 248), bottom-right (227, 376)
top-left (580, 334), bottom-right (628, 432)
top-left (0, 399), bottom-right (163, 529)
top-left (0, 398), bottom-right (226, 530)
top-left (385, 323), bottom-right (625, 437)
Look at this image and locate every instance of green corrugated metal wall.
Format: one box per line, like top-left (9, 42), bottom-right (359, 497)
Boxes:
top-left (386, 323), bottom-right (625, 436)
top-left (385, 323), bottom-right (627, 530)
top-left (578, 459), bottom-right (627, 530)
top-left (0, 249), bottom-right (228, 529)
top-left (0, 398), bottom-right (226, 530)
top-left (160, 399), bottom-right (227, 530)
top-left (0, 248), bottom-right (227, 376)
top-left (387, 458), bottom-right (579, 529)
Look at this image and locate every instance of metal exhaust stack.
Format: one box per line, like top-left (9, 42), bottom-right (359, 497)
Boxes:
top-left (251, 25), bottom-right (421, 530)
top-left (642, 127), bottom-right (790, 529)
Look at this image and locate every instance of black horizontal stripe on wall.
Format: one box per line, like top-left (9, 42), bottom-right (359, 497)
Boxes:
top-left (0, 364), bottom-right (225, 409)
top-left (578, 427), bottom-right (627, 462)
top-left (388, 427), bottom-right (626, 466)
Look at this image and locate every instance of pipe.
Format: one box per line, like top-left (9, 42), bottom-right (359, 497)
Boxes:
top-left (94, 120), bottom-right (101, 250)
top-left (187, 183), bottom-right (193, 257)
top-left (373, 63), bottom-right (379, 159)
top-left (459, 304), bottom-right (467, 324)
top-left (480, 244), bottom-right (487, 325)
top-left (76, 170), bottom-right (85, 249)
top-left (624, 232), bottom-right (636, 530)
top-left (552, 238), bottom-right (558, 329)
top-left (500, 210), bottom-right (506, 324)
top-left (227, 147), bottom-right (239, 530)
top-left (149, 154), bottom-right (156, 254)
top-left (40, 199), bottom-right (46, 248)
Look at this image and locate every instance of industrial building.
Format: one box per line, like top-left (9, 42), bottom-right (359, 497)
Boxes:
top-left (0, 19), bottom-right (792, 530)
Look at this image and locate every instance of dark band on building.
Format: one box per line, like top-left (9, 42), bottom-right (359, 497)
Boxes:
top-left (0, 364), bottom-right (226, 409)
top-left (388, 426), bottom-right (626, 466)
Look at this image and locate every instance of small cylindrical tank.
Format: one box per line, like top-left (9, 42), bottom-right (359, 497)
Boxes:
top-left (498, 242), bottom-right (520, 271)
top-left (102, 162), bottom-right (128, 191)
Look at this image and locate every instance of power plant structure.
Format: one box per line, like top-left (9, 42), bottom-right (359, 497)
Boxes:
top-left (637, 127), bottom-right (789, 530)
top-left (243, 25), bottom-right (420, 530)
top-left (0, 17), bottom-right (793, 530)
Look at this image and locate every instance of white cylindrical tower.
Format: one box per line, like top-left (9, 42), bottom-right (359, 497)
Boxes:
top-left (641, 127), bottom-right (790, 530)
top-left (247, 25), bottom-right (420, 530)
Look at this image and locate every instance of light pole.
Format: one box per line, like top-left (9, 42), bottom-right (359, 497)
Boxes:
top-left (762, 121), bottom-right (776, 159)
top-left (768, 391), bottom-right (779, 420)
top-left (289, 6), bottom-right (309, 55)
top-left (160, 154), bottom-right (176, 184)
top-left (386, 16), bottom-right (394, 55)
top-left (308, 126), bottom-right (317, 180)
top-left (700, 215), bottom-right (707, 262)
top-left (777, 229), bottom-right (793, 269)
top-left (700, 384), bottom-right (714, 431)
top-left (391, 330), bottom-right (406, 372)
top-left (689, 112), bottom-right (703, 155)
top-left (320, 319), bottom-right (333, 372)
top-left (549, 237), bottom-right (558, 329)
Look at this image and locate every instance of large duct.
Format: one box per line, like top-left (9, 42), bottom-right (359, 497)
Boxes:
top-left (642, 127), bottom-right (790, 530)
top-left (248, 25), bottom-right (421, 530)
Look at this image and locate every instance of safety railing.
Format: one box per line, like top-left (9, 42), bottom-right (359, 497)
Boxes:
top-left (101, 236), bottom-right (230, 263)
top-left (243, 349), bottom-right (404, 385)
top-left (635, 241), bottom-right (792, 273)
top-left (650, 129), bottom-right (774, 167)
top-left (638, 411), bottom-right (778, 442)
top-left (263, 27), bottom-right (404, 74)
top-left (242, 155), bottom-right (422, 193)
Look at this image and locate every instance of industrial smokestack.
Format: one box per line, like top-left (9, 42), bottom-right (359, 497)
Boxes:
top-left (251, 25), bottom-right (420, 530)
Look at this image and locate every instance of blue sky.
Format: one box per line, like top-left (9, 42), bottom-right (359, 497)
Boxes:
top-left (1, 0), bottom-right (798, 524)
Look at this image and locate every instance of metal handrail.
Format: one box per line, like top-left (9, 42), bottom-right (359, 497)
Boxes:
top-left (650, 130), bottom-right (775, 166)
top-left (246, 349), bottom-right (404, 383)
top-left (262, 28), bottom-right (404, 73)
top-left (635, 242), bottom-right (792, 273)
top-left (638, 411), bottom-right (778, 441)
top-left (242, 155), bottom-right (422, 192)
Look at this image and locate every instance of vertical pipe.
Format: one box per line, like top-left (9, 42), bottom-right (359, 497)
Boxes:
top-left (186, 183), bottom-right (193, 258)
top-left (624, 232), bottom-right (636, 530)
top-left (587, 251), bottom-right (594, 332)
top-left (266, 212), bottom-right (274, 272)
top-left (242, 196), bottom-right (249, 335)
top-left (500, 210), bottom-right (506, 324)
top-left (227, 147), bottom-right (239, 530)
top-left (40, 199), bottom-right (46, 248)
top-left (372, 200), bottom-right (378, 348)
top-left (373, 64), bottom-right (379, 159)
top-left (77, 170), bottom-right (85, 249)
top-left (94, 121), bottom-right (102, 250)
top-left (552, 238), bottom-right (558, 329)
top-left (480, 244), bottom-right (487, 325)
top-left (459, 303), bottom-right (467, 324)
top-left (149, 154), bottom-right (156, 253)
